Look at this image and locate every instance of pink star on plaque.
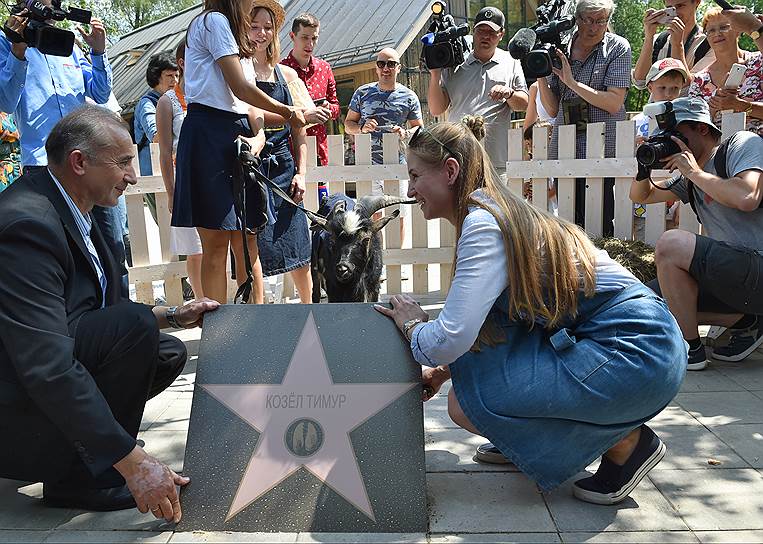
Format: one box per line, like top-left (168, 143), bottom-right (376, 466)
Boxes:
top-left (201, 312), bottom-right (417, 522)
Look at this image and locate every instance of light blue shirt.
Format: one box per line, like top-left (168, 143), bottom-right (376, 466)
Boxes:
top-left (133, 90), bottom-right (160, 176)
top-left (0, 36), bottom-right (112, 166)
top-left (49, 169), bottom-right (107, 307)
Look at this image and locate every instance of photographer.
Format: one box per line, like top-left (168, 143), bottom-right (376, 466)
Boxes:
top-left (632, 0), bottom-right (714, 92)
top-left (0, 2), bottom-right (127, 295)
top-left (428, 7), bottom-right (528, 175)
top-left (630, 97), bottom-right (763, 371)
top-left (537, 0), bottom-right (630, 233)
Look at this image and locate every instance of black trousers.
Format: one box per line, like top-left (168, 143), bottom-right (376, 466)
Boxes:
top-left (574, 177), bottom-right (615, 238)
top-left (58, 303), bottom-right (187, 488)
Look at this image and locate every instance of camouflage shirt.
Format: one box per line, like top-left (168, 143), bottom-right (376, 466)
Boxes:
top-left (348, 82), bottom-right (422, 164)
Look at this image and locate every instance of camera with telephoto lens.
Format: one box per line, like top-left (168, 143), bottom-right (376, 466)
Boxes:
top-left (508, 0), bottom-right (575, 78)
top-left (635, 101), bottom-right (688, 169)
top-left (3, 0), bottom-right (92, 57)
top-left (420, 1), bottom-right (470, 70)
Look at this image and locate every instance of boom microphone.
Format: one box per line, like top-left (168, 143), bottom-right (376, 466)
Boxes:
top-left (508, 27), bottom-right (537, 60)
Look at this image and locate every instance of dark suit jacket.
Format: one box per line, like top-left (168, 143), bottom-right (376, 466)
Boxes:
top-left (0, 169), bottom-right (137, 482)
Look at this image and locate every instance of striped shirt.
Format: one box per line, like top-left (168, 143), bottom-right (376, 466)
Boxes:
top-left (49, 169), bottom-right (107, 306)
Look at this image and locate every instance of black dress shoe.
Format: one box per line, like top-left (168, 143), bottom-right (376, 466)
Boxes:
top-left (43, 482), bottom-right (137, 511)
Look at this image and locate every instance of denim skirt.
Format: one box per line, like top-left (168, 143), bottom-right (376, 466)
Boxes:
top-left (449, 283), bottom-right (687, 491)
top-left (172, 103), bottom-right (255, 230)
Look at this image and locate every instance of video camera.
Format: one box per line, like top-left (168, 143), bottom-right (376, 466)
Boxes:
top-left (420, 1), bottom-right (470, 70)
top-left (3, 0), bottom-right (92, 57)
top-left (508, 0), bottom-right (575, 78)
top-left (635, 101), bottom-right (688, 169)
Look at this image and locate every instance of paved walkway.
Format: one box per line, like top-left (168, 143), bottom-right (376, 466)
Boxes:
top-left (1, 328), bottom-right (762, 544)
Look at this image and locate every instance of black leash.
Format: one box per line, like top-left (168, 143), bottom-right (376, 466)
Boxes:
top-left (232, 140), bottom-right (327, 304)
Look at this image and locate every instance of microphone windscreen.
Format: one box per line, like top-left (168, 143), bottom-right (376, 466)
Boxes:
top-left (508, 28), bottom-right (537, 60)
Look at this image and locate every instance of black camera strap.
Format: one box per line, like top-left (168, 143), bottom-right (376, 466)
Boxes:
top-left (685, 133), bottom-right (741, 223)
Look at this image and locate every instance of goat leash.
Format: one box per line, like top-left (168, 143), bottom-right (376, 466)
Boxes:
top-left (233, 140), bottom-right (327, 304)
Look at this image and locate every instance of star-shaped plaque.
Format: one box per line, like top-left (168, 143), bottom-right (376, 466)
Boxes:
top-left (180, 304), bottom-right (427, 532)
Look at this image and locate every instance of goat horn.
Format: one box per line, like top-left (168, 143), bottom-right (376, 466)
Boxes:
top-left (356, 195), bottom-right (417, 218)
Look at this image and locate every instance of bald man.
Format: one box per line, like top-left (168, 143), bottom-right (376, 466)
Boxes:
top-left (345, 48), bottom-right (423, 166)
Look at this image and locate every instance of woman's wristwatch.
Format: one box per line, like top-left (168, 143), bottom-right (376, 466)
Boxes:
top-left (402, 318), bottom-right (424, 341)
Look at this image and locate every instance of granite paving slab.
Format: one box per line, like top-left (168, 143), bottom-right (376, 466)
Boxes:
top-left (648, 469), bottom-right (763, 530)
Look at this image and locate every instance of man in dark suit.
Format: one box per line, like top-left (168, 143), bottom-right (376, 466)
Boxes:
top-left (0, 105), bottom-right (218, 522)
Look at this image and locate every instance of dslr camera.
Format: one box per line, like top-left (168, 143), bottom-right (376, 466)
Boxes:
top-left (508, 0), bottom-right (575, 78)
top-left (3, 0), bottom-right (92, 57)
top-left (636, 101), bottom-right (688, 169)
top-left (420, 1), bottom-right (470, 70)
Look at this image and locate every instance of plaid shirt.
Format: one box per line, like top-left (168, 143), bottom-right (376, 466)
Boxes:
top-left (549, 32), bottom-right (631, 159)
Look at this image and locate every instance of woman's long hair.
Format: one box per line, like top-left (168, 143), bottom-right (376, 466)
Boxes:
top-left (407, 118), bottom-right (598, 348)
top-left (251, 7), bottom-right (281, 68)
top-left (194, 0), bottom-right (254, 58)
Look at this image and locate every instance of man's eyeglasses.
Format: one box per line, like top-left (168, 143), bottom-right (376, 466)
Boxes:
top-left (409, 126), bottom-right (457, 158)
top-left (705, 24), bottom-right (732, 36)
top-left (577, 15), bottom-right (610, 26)
top-left (376, 60), bottom-right (400, 69)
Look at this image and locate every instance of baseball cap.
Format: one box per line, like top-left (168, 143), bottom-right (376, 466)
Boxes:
top-left (474, 7), bottom-right (505, 31)
top-left (645, 58), bottom-right (689, 85)
top-left (653, 97), bottom-right (722, 136)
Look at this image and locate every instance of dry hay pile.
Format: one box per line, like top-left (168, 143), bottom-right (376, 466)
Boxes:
top-left (592, 237), bottom-right (656, 284)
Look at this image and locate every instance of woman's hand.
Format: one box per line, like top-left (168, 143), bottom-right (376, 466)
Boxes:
top-left (421, 365), bottom-right (451, 401)
top-left (304, 106), bottom-right (331, 125)
top-left (290, 173), bottom-right (306, 203)
top-left (374, 294), bottom-right (429, 334)
top-left (710, 88), bottom-right (745, 112)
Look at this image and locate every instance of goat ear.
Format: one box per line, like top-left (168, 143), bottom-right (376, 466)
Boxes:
top-left (370, 209), bottom-right (400, 233)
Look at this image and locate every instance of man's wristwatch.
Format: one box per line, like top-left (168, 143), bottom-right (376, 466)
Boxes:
top-left (750, 24), bottom-right (763, 40)
top-left (165, 306), bottom-right (183, 329)
top-left (402, 318), bottom-right (424, 341)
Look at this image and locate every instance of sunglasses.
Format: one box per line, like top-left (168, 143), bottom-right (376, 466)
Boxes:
top-left (376, 60), bottom-right (400, 69)
top-left (409, 126), bottom-right (457, 158)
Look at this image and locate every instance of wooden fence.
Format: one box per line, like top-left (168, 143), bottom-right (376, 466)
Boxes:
top-left (125, 111), bottom-right (747, 305)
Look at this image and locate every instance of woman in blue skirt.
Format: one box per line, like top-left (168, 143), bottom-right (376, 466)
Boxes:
top-left (246, 0), bottom-right (315, 302)
top-left (172, 0), bottom-right (311, 304)
top-left (375, 117), bottom-right (687, 504)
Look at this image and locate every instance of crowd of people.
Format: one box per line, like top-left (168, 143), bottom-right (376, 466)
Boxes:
top-left (0, 0), bottom-right (761, 524)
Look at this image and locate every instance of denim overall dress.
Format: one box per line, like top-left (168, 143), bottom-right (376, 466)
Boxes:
top-left (256, 65), bottom-right (311, 277)
top-left (449, 281), bottom-right (687, 491)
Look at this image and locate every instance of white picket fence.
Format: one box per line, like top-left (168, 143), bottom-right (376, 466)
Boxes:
top-left (125, 111), bottom-right (747, 305)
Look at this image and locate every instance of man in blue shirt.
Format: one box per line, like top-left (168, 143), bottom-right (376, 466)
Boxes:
top-left (0, 6), bottom-right (128, 295)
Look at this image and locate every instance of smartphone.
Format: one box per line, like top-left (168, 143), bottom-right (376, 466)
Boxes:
top-left (314, 97), bottom-right (327, 106)
top-left (658, 7), bottom-right (677, 24)
top-left (724, 63), bottom-right (747, 89)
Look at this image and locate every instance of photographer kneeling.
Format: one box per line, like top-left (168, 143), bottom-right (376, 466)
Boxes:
top-left (376, 119), bottom-right (686, 505)
top-left (537, 0), bottom-right (630, 233)
top-left (630, 97), bottom-right (763, 371)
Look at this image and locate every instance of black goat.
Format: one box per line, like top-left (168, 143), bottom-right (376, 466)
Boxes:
top-left (310, 193), bottom-right (412, 303)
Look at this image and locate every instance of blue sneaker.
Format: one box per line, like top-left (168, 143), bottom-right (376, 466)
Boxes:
top-left (712, 318), bottom-right (763, 362)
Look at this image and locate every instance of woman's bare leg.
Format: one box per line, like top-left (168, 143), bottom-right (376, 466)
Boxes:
top-left (290, 265), bottom-right (312, 304)
top-left (197, 228), bottom-right (233, 304)
top-left (230, 232), bottom-right (264, 304)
